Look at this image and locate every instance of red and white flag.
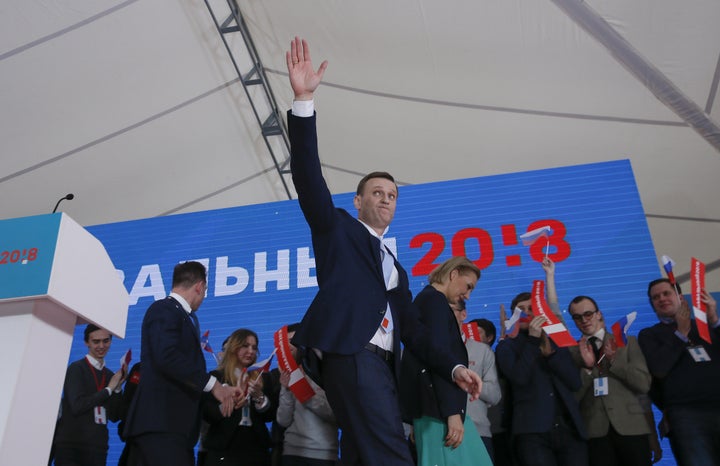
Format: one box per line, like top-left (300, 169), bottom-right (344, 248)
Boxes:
top-left (462, 322), bottom-right (483, 342)
top-left (531, 280), bottom-right (576, 347)
top-left (274, 326), bottom-right (316, 403)
top-left (119, 349), bottom-right (132, 373)
top-left (691, 257), bottom-right (711, 344)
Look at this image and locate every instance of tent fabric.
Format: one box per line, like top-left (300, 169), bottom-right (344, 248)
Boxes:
top-left (1, 0), bottom-right (719, 289)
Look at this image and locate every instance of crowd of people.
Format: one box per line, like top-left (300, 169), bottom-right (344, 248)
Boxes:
top-left (48, 37), bottom-right (720, 466)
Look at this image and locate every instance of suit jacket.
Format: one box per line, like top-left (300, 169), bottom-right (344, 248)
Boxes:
top-left (400, 286), bottom-right (469, 422)
top-left (638, 320), bottom-right (720, 410)
top-left (569, 334), bottom-right (651, 438)
top-left (496, 332), bottom-right (587, 438)
top-left (288, 111), bottom-right (455, 380)
top-left (201, 371), bottom-right (275, 454)
top-left (124, 296), bottom-right (211, 446)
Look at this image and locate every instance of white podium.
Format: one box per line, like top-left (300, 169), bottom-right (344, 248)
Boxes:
top-left (0, 213), bottom-right (128, 465)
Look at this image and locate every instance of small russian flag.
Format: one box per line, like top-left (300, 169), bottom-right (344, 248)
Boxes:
top-left (248, 348), bottom-right (277, 374)
top-left (661, 255), bottom-right (676, 285)
top-left (201, 330), bottom-right (214, 354)
top-left (611, 311), bottom-right (637, 348)
top-left (519, 226), bottom-right (552, 246)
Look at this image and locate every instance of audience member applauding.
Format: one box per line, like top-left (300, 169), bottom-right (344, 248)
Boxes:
top-left (51, 324), bottom-right (127, 466)
top-left (567, 295), bottom-right (653, 466)
top-left (495, 259), bottom-right (588, 466)
top-left (638, 279), bottom-right (720, 466)
top-left (202, 328), bottom-right (276, 466)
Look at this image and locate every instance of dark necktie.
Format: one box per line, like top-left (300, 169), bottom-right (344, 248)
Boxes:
top-left (189, 312), bottom-right (201, 339)
top-left (588, 336), bottom-right (601, 362)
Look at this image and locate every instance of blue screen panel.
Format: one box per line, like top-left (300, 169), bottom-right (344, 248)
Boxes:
top-left (64, 159), bottom-right (669, 464)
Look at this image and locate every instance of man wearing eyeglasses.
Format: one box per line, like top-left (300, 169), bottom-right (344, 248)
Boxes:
top-left (568, 296), bottom-right (653, 466)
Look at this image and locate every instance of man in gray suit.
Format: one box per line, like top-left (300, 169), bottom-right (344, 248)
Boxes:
top-left (568, 295), bottom-right (654, 466)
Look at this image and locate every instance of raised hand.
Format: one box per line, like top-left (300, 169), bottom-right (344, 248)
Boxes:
top-left (578, 336), bottom-right (596, 368)
top-left (702, 288), bottom-right (718, 326)
top-left (286, 37), bottom-right (328, 101)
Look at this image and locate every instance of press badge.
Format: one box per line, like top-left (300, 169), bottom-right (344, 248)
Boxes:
top-left (593, 377), bottom-right (609, 397)
top-left (94, 406), bottom-right (107, 424)
top-left (688, 346), bottom-right (711, 362)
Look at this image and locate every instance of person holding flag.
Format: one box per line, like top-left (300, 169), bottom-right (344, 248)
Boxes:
top-left (638, 278), bottom-right (720, 466)
top-left (201, 328), bottom-right (277, 466)
top-left (566, 295), bottom-right (654, 466)
top-left (454, 302), bottom-right (502, 462)
top-left (275, 323), bottom-right (339, 466)
top-left (495, 258), bottom-right (588, 466)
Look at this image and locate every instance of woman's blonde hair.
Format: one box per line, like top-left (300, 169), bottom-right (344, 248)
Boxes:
top-left (428, 256), bottom-right (480, 285)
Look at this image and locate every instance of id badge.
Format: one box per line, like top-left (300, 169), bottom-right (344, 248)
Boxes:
top-left (239, 404), bottom-right (251, 426)
top-left (593, 377), bottom-right (609, 397)
top-left (94, 406), bottom-right (107, 425)
top-left (688, 346), bottom-right (711, 362)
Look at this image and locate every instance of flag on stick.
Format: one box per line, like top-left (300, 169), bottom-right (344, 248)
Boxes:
top-left (661, 255), bottom-right (676, 285)
top-left (520, 226), bottom-right (552, 246)
top-left (691, 257), bottom-right (711, 344)
top-left (201, 330), bottom-right (219, 364)
top-left (611, 312), bottom-right (637, 347)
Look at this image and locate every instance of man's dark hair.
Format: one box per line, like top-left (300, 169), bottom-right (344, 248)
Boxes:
top-left (356, 171), bottom-right (397, 196)
top-left (647, 278), bottom-right (682, 298)
top-left (510, 292), bottom-right (531, 312)
top-left (470, 318), bottom-right (496, 346)
top-left (568, 295), bottom-right (600, 313)
top-left (287, 322), bottom-right (301, 333)
top-left (84, 324), bottom-right (109, 342)
top-left (172, 261), bottom-right (207, 289)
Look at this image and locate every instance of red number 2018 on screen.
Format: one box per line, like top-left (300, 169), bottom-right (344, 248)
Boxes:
top-left (409, 219), bottom-right (570, 276)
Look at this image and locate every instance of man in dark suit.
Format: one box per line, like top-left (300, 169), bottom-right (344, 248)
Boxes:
top-left (123, 261), bottom-right (239, 466)
top-left (496, 314), bottom-right (588, 466)
top-left (285, 37), bottom-right (482, 466)
top-left (638, 278), bottom-right (720, 466)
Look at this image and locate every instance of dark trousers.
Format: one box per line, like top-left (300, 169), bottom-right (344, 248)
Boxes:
top-left (587, 426), bottom-right (651, 466)
top-left (131, 432), bottom-right (195, 466)
top-left (52, 446), bottom-right (107, 466)
top-left (322, 350), bottom-right (414, 466)
top-left (515, 424), bottom-right (588, 466)
top-left (282, 455), bottom-right (337, 466)
top-left (667, 405), bottom-right (720, 466)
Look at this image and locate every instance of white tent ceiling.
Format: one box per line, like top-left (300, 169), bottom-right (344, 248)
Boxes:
top-left (1, 0), bottom-right (719, 290)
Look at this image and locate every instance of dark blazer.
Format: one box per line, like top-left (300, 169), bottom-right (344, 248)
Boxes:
top-left (638, 320), bottom-right (720, 410)
top-left (124, 296), bottom-right (211, 447)
top-left (496, 332), bottom-right (587, 439)
top-left (201, 371), bottom-right (275, 457)
top-left (400, 286), bottom-right (469, 422)
top-left (288, 111), bottom-right (455, 379)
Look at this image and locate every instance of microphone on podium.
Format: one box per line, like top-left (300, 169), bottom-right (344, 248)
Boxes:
top-left (52, 193), bottom-right (75, 213)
